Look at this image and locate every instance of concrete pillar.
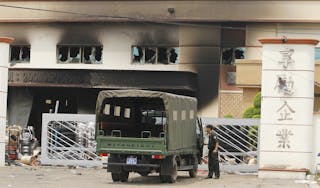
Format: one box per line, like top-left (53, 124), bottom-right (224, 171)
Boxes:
top-left (258, 39), bottom-right (319, 179)
top-left (0, 37), bottom-right (13, 166)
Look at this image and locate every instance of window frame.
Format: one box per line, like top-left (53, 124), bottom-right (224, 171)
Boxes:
top-left (57, 44), bottom-right (103, 64)
top-left (221, 47), bottom-right (246, 65)
top-left (131, 46), bottom-right (179, 65)
top-left (9, 44), bottom-right (31, 64)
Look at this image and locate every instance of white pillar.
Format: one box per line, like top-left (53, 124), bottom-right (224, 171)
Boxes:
top-left (0, 37), bottom-right (13, 166)
top-left (258, 39), bottom-right (319, 179)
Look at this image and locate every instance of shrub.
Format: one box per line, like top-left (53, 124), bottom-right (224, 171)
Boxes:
top-left (253, 92), bottom-right (261, 109)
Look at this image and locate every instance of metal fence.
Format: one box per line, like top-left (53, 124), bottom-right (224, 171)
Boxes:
top-left (41, 114), bottom-right (260, 172)
top-left (41, 113), bottom-right (103, 167)
top-left (202, 118), bottom-right (260, 173)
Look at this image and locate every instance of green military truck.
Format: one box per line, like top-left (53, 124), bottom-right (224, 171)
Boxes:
top-left (95, 90), bottom-right (203, 183)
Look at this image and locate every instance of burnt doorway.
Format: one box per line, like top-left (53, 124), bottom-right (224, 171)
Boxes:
top-left (28, 88), bottom-right (78, 142)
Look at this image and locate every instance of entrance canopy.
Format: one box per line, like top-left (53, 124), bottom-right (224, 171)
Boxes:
top-left (8, 69), bottom-right (197, 94)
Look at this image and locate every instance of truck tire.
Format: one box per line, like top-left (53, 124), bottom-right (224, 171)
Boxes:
top-left (160, 157), bottom-right (178, 183)
top-left (189, 157), bottom-right (198, 178)
top-left (111, 173), bottom-right (120, 182)
top-left (111, 171), bottom-right (129, 182)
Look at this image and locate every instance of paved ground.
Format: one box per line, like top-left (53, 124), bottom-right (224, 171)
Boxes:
top-left (0, 166), bottom-right (317, 188)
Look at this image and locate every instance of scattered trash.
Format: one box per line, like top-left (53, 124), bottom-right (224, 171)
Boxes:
top-left (294, 179), bottom-right (318, 185)
top-left (6, 125), bottom-right (22, 161)
top-left (70, 170), bottom-right (82, 175)
top-left (5, 124), bottom-right (41, 167)
top-left (20, 126), bottom-right (38, 156)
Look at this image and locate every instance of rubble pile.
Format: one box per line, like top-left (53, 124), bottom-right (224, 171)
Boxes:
top-left (5, 125), bottom-right (40, 166)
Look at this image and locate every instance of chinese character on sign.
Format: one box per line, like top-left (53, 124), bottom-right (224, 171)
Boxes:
top-left (277, 101), bottom-right (295, 121)
top-left (276, 129), bottom-right (293, 149)
top-left (279, 47), bottom-right (295, 69)
top-left (274, 73), bottom-right (294, 96)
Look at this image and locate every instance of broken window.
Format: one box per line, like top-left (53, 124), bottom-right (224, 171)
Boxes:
top-left (83, 46), bottom-right (103, 64)
top-left (145, 47), bottom-right (156, 64)
top-left (58, 46), bottom-right (69, 63)
top-left (69, 47), bottom-right (81, 63)
top-left (157, 48), bottom-right (168, 64)
top-left (222, 47), bottom-right (246, 65)
top-left (132, 46), bottom-right (179, 64)
top-left (168, 47), bottom-right (179, 64)
top-left (57, 45), bottom-right (103, 64)
top-left (10, 45), bottom-right (31, 63)
top-left (132, 46), bottom-right (144, 63)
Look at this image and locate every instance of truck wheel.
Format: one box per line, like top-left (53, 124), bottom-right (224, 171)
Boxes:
top-left (160, 158), bottom-right (178, 183)
top-left (167, 160), bottom-right (177, 183)
top-left (189, 157), bottom-right (198, 178)
top-left (111, 171), bottom-right (129, 182)
top-left (119, 171), bottom-right (129, 182)
top-left (111, 173), bottom-right (120, 182)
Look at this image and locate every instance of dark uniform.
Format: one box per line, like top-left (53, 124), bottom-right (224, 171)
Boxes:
top-left (208, 132), bottom-right (220, 178)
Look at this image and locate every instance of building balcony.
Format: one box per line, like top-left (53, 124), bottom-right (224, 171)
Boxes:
top-left (235, 59), bottom-right (262, 88)
top-left (236, 59), bottom-right (320, 88)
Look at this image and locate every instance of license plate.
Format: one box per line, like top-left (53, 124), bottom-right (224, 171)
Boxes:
top-left (126, 157), bottom-right (137, 165)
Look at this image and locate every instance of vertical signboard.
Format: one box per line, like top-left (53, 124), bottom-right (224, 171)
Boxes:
top-left (0, 37), bottom-right (13, 166)
top-left (259, 39), bottom-right (318, 179)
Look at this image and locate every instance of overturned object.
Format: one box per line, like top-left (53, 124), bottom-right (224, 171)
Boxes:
top-left (20, 126), bottom-right (37, 156)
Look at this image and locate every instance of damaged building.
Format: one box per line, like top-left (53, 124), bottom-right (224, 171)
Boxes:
top-left (0, 13), bottom-right (240, 139)
top-left (2, 22), bottom-right (230, 141)
top-left (0, 1), bottom-right (249, 141)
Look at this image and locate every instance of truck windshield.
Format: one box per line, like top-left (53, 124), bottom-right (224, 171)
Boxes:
top-left (98, 97), bottom-right (166, 138)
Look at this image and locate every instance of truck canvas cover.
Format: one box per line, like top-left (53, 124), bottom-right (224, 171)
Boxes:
top-left (96, 90), bottom-right (197, 153)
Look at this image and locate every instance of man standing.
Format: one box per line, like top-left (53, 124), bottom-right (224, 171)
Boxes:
top-left (205, 124), bottom-right (220, 179)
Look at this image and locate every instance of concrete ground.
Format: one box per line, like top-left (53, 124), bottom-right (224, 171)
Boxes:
top-left (0, 166), bottom-right (317, 188)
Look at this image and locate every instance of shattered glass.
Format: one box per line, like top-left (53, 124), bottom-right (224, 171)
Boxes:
top-left (10, 46), bottom-right (20, 62)
top-left (222, 47), bottom-right (245, 65)
top-left (70, 47), bottom-right (80, 63)
top-left (10, 46), bottom-right (31, 63)
top-left (145, 48), bottom-right (156, 64)
top-left (21, 46), bottom-right (30, 62)
top-left (58, 46), bottom-right (69, 63)
top-left (94, 46), bottom-right (103, 63)
top-left (132, 46), bottom-right (179, 64)
top-left (157, 48), bottom-right (168, 64)
top-left (84, 46), bottom-right (103, 64)
top-left (168, 47), bottom-right (179, 64)
top-left (132, 46), bottom-right (143, 64)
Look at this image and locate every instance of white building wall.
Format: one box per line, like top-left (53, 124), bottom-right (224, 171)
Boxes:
top-left (246, 23), bottom-right (320, 60)
top-left (0, 23), bottom-right (221, 118)
top-left (0, 38), bottom-right (12, 166)
top-left (2, 23), bottom-right (180, 71)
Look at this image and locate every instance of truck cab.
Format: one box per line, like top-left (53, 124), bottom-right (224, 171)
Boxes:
top-left (95, 90), bottom-right (203, 183)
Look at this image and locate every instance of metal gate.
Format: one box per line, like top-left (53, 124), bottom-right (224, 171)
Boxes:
top-left (41, 113), bottom-right (103, 167)
top-left (202, 118), bottom-right (260, 173)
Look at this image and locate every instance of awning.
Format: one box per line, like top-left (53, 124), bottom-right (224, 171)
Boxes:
top-left (8, 69), bottom-right (197, 92)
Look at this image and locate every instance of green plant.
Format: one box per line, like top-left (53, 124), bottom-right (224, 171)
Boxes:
top-left (243, 92), bottom-right (261, 118)
top-left (243, 92), bottom-right (261, 149)
top-left (253, 92), bottom-right (261, 109)
top-left (243, 107), bottom-right (256, 118)
top-left (224, 114), bottom-right (233, 118)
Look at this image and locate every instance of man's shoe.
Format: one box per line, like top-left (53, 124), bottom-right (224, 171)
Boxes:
top-left (214, 176), bottom-right (220, 179)
top-left (205, 176), bottom-right (213, 179)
